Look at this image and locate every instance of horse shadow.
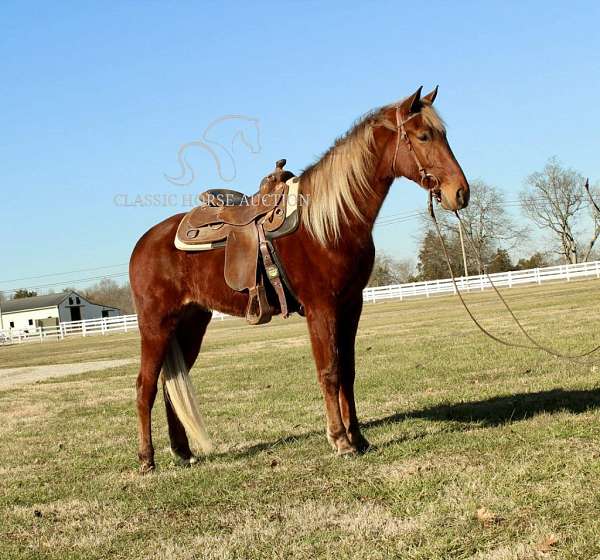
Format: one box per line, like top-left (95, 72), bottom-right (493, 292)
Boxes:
top-left (364, 387), bottom-right (600, 428)
top-left (221, 387), bottom-right (600, 460)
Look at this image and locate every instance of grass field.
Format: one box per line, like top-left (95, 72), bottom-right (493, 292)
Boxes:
top-left (1, 279), bottom-right (600, 559)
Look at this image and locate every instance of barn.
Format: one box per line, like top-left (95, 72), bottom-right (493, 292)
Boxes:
top-left (0, 291), bottom-right (121, 331)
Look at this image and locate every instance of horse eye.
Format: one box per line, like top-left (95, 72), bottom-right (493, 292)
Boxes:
top-left (417, 133), bottom-right (430, 142)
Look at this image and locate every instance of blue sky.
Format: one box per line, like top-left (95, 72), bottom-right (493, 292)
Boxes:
top-left (1, 1), bottom-right (599, 294)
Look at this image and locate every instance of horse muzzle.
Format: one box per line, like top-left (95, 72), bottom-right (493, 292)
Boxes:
top-left (440, 185), bottom-right (469, 211)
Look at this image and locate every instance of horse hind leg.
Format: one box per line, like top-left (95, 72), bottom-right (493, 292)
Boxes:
top-left (163, 307), bottom-right (213, 465)
top-left (136, 331), bottom-right (171, 473)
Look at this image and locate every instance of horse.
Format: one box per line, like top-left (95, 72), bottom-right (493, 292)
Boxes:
top-left (130, 86), bottom-right (470, 472)
top-left (165, 114), bottom-right (261, 186)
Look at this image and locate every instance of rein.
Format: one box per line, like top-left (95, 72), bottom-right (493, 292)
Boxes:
top-left (427, 193), bottom-right (600, 362)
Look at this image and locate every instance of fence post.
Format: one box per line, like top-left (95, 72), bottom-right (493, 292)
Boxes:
top-left (566, 264), bottom-right (571, 281)
top-left (123, 315), bottom-right (128, 333)
top-left (596, 261), bottom-right (600, 279)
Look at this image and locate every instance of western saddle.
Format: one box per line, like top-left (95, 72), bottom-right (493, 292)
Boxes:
top-left (175, 159), bottom-right (302, 325)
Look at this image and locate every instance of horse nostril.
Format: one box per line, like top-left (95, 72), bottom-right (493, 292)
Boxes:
top-left (456, 187), bottom-right (468, 208)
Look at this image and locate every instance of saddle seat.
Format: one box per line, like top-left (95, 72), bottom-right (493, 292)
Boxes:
top-left (199, 188), bottom-right (247, 206)
top-left (174, 159), bottom-right (302, 325)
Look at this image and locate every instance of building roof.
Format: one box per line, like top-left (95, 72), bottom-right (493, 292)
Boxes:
top-left (0, 293), bottom-right (69, 313)
top-left (1, 291), bottom-right (122, 314)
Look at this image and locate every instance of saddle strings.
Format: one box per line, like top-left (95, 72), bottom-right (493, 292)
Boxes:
top-left (428, 192), bottom-right (600, 363)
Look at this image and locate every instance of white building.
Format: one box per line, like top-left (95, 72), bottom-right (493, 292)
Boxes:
top-left (0, 291), bottom-right (120, 332)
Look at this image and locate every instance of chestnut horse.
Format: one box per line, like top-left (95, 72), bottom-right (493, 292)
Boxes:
top-left (130, 86), bottom-right (469, 472)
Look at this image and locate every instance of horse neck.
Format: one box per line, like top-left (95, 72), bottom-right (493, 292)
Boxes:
top-left (299, 127), bottom-right (401, 250)
top-left (336, 134), bottom-right (397, 244)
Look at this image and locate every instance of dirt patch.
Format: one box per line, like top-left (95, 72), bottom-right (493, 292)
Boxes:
top-left (0, 359), bottom-right (135, 390)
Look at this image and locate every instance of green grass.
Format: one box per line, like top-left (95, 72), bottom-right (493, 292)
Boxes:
top-left (1, 279), bottom-right (600, 559)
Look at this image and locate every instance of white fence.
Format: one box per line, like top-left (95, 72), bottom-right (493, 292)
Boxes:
top-left (1, 261), bottom-right (599, 345)
top-left (363, 260), bottom-right (600, 302)
top-left (0, 310), bottom-right (229, 345)
top-left (0, 314), bottom-right (140, 345)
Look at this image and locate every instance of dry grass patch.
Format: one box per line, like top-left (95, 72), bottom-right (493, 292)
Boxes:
top-left (1, 279), bottom-right (600, 559)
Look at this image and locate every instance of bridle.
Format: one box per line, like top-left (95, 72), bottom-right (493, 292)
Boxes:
top-left (391, 105), bottom-right (442, 201)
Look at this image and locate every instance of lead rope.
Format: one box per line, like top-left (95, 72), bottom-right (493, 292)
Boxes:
top-left (428, 192), bottom-right (600, 362)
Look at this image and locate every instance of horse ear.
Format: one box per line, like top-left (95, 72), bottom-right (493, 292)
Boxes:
top-left (423, 85), bottom-right (438, 104)
top-left (400, 86), bottom-right (423, 115)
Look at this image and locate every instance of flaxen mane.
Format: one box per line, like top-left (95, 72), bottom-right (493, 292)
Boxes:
top-left (300, 101), bottom-right (444, 246)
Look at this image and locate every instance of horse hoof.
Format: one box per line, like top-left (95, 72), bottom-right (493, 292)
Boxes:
top-left (349, 435), bottom-right (371, 454)
top-left (170, 448), bottom-right (198, 467)
top-left (326, 432), bottom-right (339, 452)
top-left (139, 462), bottom-right (155, 475)
top-left (327, 431), bottom-right (357, 456)
top-left (336, 441), bottom-right (358, 457)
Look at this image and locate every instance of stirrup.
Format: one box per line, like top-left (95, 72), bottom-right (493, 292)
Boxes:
top-left (245, 285), bottom-right (272, 325)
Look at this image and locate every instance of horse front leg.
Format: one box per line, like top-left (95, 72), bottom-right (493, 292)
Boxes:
top-left (338, 297), bottom-right (370, 452)
top-left (307, 309), bottom-right (356, 455)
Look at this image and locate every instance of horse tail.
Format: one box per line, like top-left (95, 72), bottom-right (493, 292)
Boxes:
top-left (162, 338), bottom-right (213, 453)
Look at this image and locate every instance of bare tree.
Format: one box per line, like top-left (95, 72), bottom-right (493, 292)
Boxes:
top-left (583, 179), bottom-right (600, 261)
top-left (395, 259), bottom-right (415, 283)
top-left (520, 157), bottom-right (598, 263)
top-left (83, 278), bottom-right (135, 314)
top-left (368, 253), bottom-right (414, 286)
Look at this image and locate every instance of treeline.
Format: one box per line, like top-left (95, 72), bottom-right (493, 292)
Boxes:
top-left (368, 247), bottom-right (549, 286)
top-left (370, 157), bottom-right (599, 284)
top-left (82, 278), bottom-right (135, 314)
